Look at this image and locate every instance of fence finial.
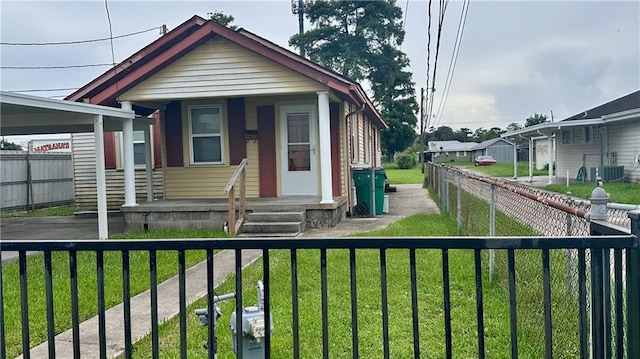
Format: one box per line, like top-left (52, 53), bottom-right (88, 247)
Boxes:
top-left (589, 185), bottom-right (609, 221)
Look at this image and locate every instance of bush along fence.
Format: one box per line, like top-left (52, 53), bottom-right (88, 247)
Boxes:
top-left (0, 151), bottom-right (73, 211)
top-left (428, 162), bottom-right (640, 359)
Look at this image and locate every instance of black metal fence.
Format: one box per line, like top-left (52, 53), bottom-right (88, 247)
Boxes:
top-left (2, 223), bottom-right (639, 359)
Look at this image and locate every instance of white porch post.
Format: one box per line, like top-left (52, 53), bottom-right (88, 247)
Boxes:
top-left (548, 133), bottom-right (553, 184)
top-left (144, 124), bottom-right (153, 202)
top-left (513, 139), bottom-right (517, 179)
top-left (529, 136), bottom-right (533, 181)
top-left (317, 91), bottom-right (334, 204)
top-left (121, 101), bottom-right (138, 207)
top-left (94, 115), bottom-right (108, 240)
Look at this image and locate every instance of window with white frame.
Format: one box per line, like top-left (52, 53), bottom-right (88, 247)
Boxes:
top-left (189, 106), bottom-right (223, 164)
top-left (132, 131), bottom-right (146, 165)
top-left (584, 126), bottom-right (592, 143)
top-left (116, 129), bottom-right (152, 168)
top-left (561, 130), bottom-right (572, 144)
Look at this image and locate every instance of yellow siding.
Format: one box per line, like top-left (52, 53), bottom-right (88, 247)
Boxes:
top-left (120, 38), bottom-right (326, 102)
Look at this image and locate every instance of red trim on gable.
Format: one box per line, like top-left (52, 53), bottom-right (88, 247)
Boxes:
top-left (164, 101), bottom-right (183, 167)
top-left (89, 24), bottom-right (216, 105)
top-left (227, 98), bottom-right (247, 165)
top-left (103, 132), bottom-right (116, 169)
top-left (152, 111), bottom-right (162, 168)
top-left (330, 103), bottom-right (341, 196)
top-left (257, 105), bottom-right (277, 198)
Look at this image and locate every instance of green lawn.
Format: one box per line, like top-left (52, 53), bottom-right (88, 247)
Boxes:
top-left (124, 213), bottom-right (580, 358)
top-left (454, 162), bottom-right (548, 178)
top-left (382, 162), bottom-right (426, 184)
top-left (544, 182), bottom-right (640, 204)
top-left (2, 228), bottom-right (227, 358)
top-left (1, 205), bottom-right (76, 218)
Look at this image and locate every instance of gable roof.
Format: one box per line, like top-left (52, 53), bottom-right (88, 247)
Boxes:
top-left (563, 90), bottom-right (640, 121)
top-left (471, 138), bottom-right (513, 150)
top-left (66, 15), bottom-right (386, 128)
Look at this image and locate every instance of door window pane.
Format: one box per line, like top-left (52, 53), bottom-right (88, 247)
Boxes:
top-left (287, 113), bottom-right (309, 143)
top-left (288, 144), bottom-right (310, 171)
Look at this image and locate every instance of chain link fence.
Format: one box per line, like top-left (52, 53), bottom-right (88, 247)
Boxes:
top-left (428, 162), bottom-right (632, 358)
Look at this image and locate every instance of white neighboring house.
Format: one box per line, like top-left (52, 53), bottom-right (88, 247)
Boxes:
top-left (427, 140), bottom-right (478, 163)
top-left (502, 90), bottom-right (640, 183)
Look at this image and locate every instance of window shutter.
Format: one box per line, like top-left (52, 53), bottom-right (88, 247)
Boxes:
top-left (165, 101), bottom-right (183, 167)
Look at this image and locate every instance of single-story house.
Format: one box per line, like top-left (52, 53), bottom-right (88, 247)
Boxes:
top-left (65, 15), bottom-right (387, 232)
top-left (427, 140), bottom-right (478, 163)
top-left (471, 138), bottom-right (514, 163)
top-left (502, 90), bottom-right (640, 183)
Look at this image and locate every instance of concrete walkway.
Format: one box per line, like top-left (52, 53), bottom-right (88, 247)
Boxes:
top-left (19, 184), bottom-right (438, 358)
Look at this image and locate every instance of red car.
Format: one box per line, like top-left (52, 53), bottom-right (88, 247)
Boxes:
top-left (474, 155), bottom-right (497, 166)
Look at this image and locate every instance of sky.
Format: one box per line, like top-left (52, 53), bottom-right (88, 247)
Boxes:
top-left (1, 0), bottom-right (639, 145)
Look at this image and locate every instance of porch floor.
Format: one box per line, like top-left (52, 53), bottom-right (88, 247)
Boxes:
top-left (125, 195), bottom-right (347, 212)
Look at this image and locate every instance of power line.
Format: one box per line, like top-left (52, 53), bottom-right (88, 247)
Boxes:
top-left (0, 26), bottom-right (161, 46)
top-left (6, 87), bottom-right (79, 93)
top-left (425, 0), bottom-right (448, 130)
top-left (2, 63), bottom-right (113, 70)
top-left (433, 0), bottom-right (470, 129)
top-left (104, 0), bottom-right (119, 94)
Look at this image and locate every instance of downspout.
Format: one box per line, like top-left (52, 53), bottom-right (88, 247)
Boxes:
top-left (346, 104), bottom-right (365, 215)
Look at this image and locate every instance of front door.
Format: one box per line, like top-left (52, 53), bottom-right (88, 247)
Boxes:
top-left (280, 105), bottom-right (318, 195)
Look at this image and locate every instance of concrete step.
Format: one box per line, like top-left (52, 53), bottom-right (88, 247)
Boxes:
top-left (242, 222), bottom-right (304, 234)
top-left (247, 211), bottom-right (305, 223)
top-left (239, 232), bottom-right (302, 238)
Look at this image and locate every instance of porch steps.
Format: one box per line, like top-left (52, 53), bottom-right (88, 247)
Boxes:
top-left (240, 211), bottom-right (306, 237)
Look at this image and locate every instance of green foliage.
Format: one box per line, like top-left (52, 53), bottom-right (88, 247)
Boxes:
top-left (395, 153), bottom-right (416, 169)
top-left (290, 0), bottom-right (418, 160)
top-left (506, 122), bottom-right (522, 132)
top-left (1, 139), bottom-right (22, 150)
top-left (381, 163), bottom-right (425, 184)
top-left (208, 10), bottom-right (237, 29)
top-left (524, 113), bottom-right (549, 127)
top-left (454, 162), bottom-right (548, 177)
top-left (544, 182), bottom-right (640, 203)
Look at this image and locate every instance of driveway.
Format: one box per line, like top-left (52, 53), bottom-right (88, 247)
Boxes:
top-left (0, 214), bottom-right (125, 263)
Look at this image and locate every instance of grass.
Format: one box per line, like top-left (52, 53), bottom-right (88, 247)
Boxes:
top-left (382, 161), bottom-right (426, 184)
top-left (2, 228), bottom-right (227, 358)
top-left (124, 212), bottom-right (581, 358)
top-left (453, 162), bottom-right (548, 178)
top-left (544, 182), bottom-right (640, 204)
top-left (0, 205), bottom-right (76, 218)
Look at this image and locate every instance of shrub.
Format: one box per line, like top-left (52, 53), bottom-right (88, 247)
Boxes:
top-left (396, 154), bottom-right (416, 169)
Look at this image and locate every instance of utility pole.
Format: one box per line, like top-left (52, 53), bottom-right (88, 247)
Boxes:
top-left (161, 24), bottom-right (167, 35)
top-left (292, 0), bottom-right (306, 57)
top-left (420, 87), bottom-right (425, 173)
top-left (550, 110), bottom-right (554, 122)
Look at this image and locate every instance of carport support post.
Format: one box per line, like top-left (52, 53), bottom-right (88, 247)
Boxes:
top-left (548, 134), bottom-right (553, 184)
top-left (121, 101), bottom-right (138, 207)
top-left (94, 115), bottom-right (108, 240)
top-left (144, 124), bottom-right (153, 202)
top-left (529, 136), bottom-right (533, 181)
top-left (317, 91), bottom-right (334, 204)
top-left (513, 139), bottom-right (517, 179)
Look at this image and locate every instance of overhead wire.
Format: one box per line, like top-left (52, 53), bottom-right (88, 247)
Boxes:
top-left (7, 87), bottom-right (79, 93)
top-left (432, 0), bottom-right (470, 129)
top-left (2, 63), bottom-right (114, 70)
top-left (104, 0), bottom-right (119, 93)
top-left (425, 0), bottom-right (448, 130)
top-left (0, 26), bottom-right (161, 46)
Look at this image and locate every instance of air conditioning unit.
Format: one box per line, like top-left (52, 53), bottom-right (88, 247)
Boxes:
top-left (590, 166), bottom-right (625, 182)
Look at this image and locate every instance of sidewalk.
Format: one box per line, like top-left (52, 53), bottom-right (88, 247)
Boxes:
top-left (20, 184), bottom-right (438, 358)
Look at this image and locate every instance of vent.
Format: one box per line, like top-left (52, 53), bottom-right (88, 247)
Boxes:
top-left (590, 166), bottom-right (625, 182)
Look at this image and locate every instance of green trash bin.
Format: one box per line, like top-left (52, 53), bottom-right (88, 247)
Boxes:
top-left (353, 167), bottom-right (386, 215)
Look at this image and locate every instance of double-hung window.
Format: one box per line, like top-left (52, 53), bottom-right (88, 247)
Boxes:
top-left (189, 106), bottom-right (223, 164)
top-left (133, 131), bottom-right (146, 165)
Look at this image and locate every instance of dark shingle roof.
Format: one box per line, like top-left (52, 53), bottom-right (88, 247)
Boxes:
top-left (563, 90), bottom-right (640, 121)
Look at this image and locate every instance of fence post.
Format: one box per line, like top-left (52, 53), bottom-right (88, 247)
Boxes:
top-left (444, 168), bottom-right (450, 214)
top-left (456, 172), bottom-right (462, 235)
top-left (628, 210), bottom-right (640, 359)
top-left (489, 184), bottom-right (496, 282)
top-left (589, 185), bottom-right (609, 358)
top-left (370, 166), bottom-right (376, 217)
top-left (565, 192), bottom-right (574, 293)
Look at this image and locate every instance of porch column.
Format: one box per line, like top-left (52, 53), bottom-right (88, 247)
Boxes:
top-left (94, 115), bottom-right (108, 240)
top-left (317, 91), bottom-right (334, 204)
top-left (121, 101), bottom-right (138, 207)
top-left (144, 123), bottom-right (153, 202)
top-left (548, 133), bottom-right (553, 184)
top-left (529, 136), bottom-right (533, 181)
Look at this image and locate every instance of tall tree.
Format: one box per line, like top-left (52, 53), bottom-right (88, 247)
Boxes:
top-left (208, 10), bottom-right (237, 29)
top-left (290, 0), bottom-right (418, 160)
top-left (524, 113), bottom-right (548, 127)
top-left (0, 139), bottom-right (22, 150)
top-left (506, 122), bottom-right (522, 132)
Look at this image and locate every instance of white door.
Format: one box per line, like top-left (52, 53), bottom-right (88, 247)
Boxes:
top-left (280, 105), bottom-right (318, 195)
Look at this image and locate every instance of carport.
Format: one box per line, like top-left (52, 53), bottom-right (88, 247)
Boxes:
top-left (1, 91), bottom-right (152, 239)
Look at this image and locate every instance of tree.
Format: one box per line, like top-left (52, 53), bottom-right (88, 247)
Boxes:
top-left (506, 122), bottom-right (522, 132)
top-left (208, 10), bottom-right (237, 30)
top-left (290, 1), bottom-right (418, 160)
top-left (0, 139), bottom-right (22, 150)
top-left (524, 113), bottom-right (548, 127)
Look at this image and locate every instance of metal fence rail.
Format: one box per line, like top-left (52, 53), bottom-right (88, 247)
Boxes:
top-left (2, 229), bottom-right (639, 359)
top-left (0, 151), bottom-right (73, 211)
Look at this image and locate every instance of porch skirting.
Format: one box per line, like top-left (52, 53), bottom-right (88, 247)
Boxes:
top-left (121, 196), bottom-right (347, 233)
